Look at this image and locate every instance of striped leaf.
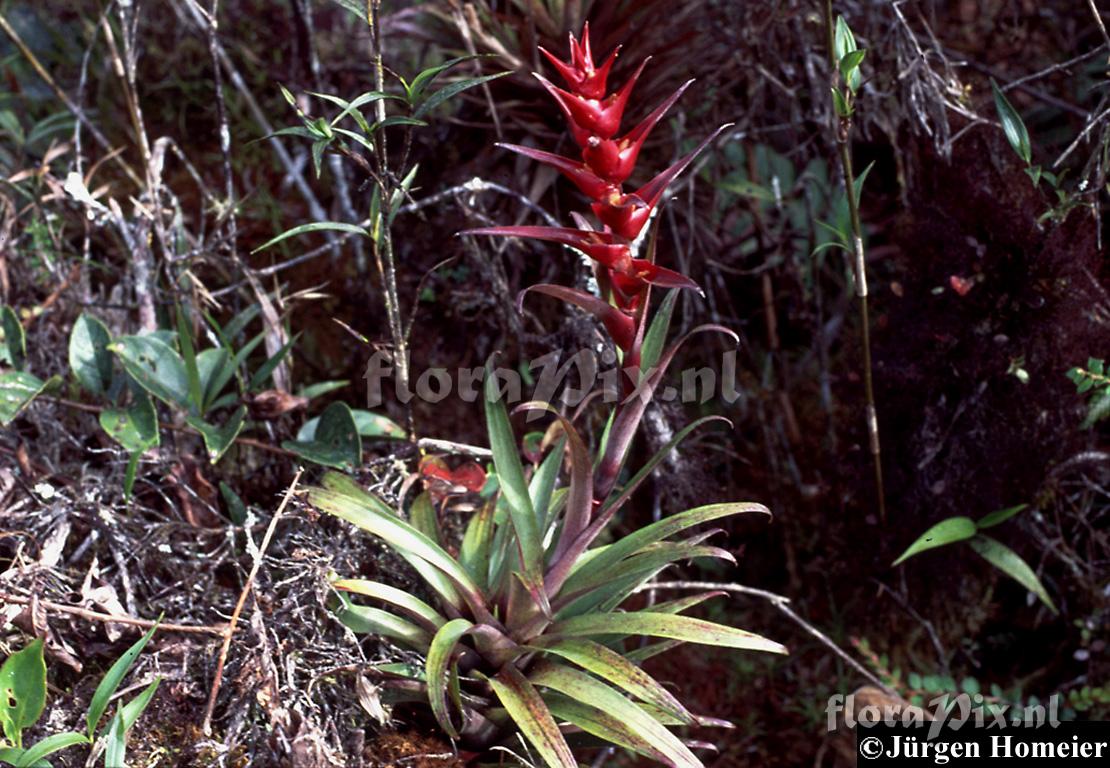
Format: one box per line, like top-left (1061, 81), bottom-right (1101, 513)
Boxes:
top-left (487, 666), bottom-right (577, 768)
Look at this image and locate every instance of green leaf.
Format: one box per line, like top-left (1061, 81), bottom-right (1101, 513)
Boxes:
top-left (296, 409), bottom-right (405, 441)
top-left (969, 535), bottom-right (1057, 613)
top-left (118, 678), bottom-right (160, 732)
top-left (892, 517), bottom-right (978, 565)
top-left (542, 693), bottom-right (671, 763)
top-left (425, 618), bottom-right (474, 739)
top-left (333, 597), bottom-right (432, 650)
top-left (297, 380), bottom-right (349, 401)
top-left (68, 313), bottom-right (114, 396)
top-left (1088, 357), bottom-right (1105, 375)
top-left (186, 405), bottom-right (246, 464)
top-left (487, 666), bottom-right (577, 768)
top-left (372, 116), bottom-right (428, 132)
top-left (123, 452), bottom-right (141, 503)
top-left (0, 639), bottom-right (46, 749)
top-left (559, 502), bottom-right (769, 601)
top-left (0, 306), bottom-right (25, 371)
top-left (320, 475), bottom-right (468, 612)
top-left (831, 87), bottom-right (851, 118)
top-left (977, 503), bottom-right (1028, 530)
top-left (247, 335), bottom-right (298, 392)
top-left (329, 90), bottom-right (403, 132)
top-left (529, 662), bottom-right (701, 767)
top-left (0, 372), bottom-right (51, 425)
top-left (406, 54), bottom-right (491, 103)
top-left (410, 492), bottom-right (442, 546)
top-left (309, 479), bottom-right (487, 616)
top-left (333, 578), bottom-right (446, 631)
top-left (1083, 390), bottom-right (1110, 428)
top-left (87, 622), bottom-right (158, 740)
top-left (219, 481), bottom-right (247, 525)
top-left (991, 79), bottom-right (1032, 165)
top-left (197, 348), bottom-right (234, 412)
top-left (14, 732), bottom-right (88, 767)
top-left (176, 306), bottom-right (203, 416)
top-left (484, 367), bottom-right (546, 612)
top-left (639, 290), bottom-right (679, 382)
top-left (833, 16), bottom-right (856, 62)
top-left (110, 336), bottom-right (190, 410)
top-left (413, 72), bottom-right (511, 119)
top-left (102, 712), bottom-right (124, 768)
top-left (251, 222), bottom-right (370, 254)
top-left (839, 49), bottom-right (866, 90)
top-left (283, 402), bottom-right (362, 469)
top-left (528, 437), bottom-right (565, 531)
top-left (99, 392), bottom-right (159, 453)
top-left (459, 502), bottom-right (496, 591)
top-left (528, 638), bottom-right (694, 724)
top-left (549, 611), bottom-right (787, 655)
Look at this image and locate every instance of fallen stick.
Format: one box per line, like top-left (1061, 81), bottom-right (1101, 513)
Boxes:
top-left (201, 468), bottom-right (303, 735)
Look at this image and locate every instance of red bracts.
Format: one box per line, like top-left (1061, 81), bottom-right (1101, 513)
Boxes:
top-left (463, 24), bottom-right (721, 355)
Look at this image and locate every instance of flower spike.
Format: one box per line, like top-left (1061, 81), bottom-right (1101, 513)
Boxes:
top-left (533, 57), bottom-right (649, 142)
top-left (538, 23), bottom-right (621, 101)
top-left (594, 123), bottom-right (732, 240)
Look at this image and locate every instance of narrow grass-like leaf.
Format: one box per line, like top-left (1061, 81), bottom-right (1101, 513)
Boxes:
top-left (310, 481), bottom-right (489, 618)
top-left (103, 713), bottom-right (125, 768)
top-left (529, 662), bottom-right (702, 767)
top-left (410, 492), bottom-right (443, 547)
top-left (334, 579), bottom-right (446, 630)
top-left (251, 222), bottom-right (370, 254)
top-left (487, 666), bottom-right (577, 768)
top-left (87, 622), bottom-right (158, 740)
top-left (484, 368), bottom-right (547, 614)
top-left (977, 503), bottom-right (1028, 530)
top-left (319, 475), bottom-right (467, 611)
top-left (968, 535), bottom-right (1057, 613)
top-left (529, 638), bottom-right (694, 724)
top-left (543, 692), bottom-right (674, 763)
top-left (548, 612), bottom-right (786, 655)
top-left (334, 597), bottom-right (432, 650)
top-left (0, 305), bottom-right (24, 371)
top-left (529, 436), bottom-right (566, 531)
top-left (558, 502), bottom-right (768, 602)
top-left (414, 72), bottom-right (511, 119)
top-left (991, 79), bottom-right (1032, 165)
top-left (119, 678), bottom-right (160, 731)
top-left (176, 306), bottom-right (203, 416)
top-left (425, 619), bottom-right (474, 739)
top-left (459, 501), bottom-right (496, 591)
top-left (891, 517), bottom-right (977, 566)
top-left (13, 731), bottom-right (88, 767)
top-left (639, 290), bottom-right (679, 382)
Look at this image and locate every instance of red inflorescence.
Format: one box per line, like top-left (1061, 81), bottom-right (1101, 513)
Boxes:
top-left (465, 23), bottom-right (723, 354)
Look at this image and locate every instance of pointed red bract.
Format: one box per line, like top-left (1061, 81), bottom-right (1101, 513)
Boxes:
top-left (538, 22), bottom-right (620, 101)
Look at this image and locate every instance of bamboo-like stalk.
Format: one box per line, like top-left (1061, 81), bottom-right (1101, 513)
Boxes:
top-left (822, 0), bottom-right (887, 524)
top-left (367, 0), bottom-right (413, 437)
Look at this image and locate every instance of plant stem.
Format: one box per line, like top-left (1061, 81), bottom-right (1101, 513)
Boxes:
top-left (366, 0), bottom-right (413, 437)
top-left (823, 0), bottom-right (886, 524)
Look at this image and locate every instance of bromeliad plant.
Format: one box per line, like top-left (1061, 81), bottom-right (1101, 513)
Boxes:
top-left (310, 26), bottom-right (784, 768)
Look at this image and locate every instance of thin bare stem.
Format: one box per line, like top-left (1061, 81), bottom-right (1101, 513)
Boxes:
top-left (202, 469), bottom-right (303, 734)
top-left (823, 1), bottom-right (886, 524)
top-left (0, 594), bottom-right (226, 637)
